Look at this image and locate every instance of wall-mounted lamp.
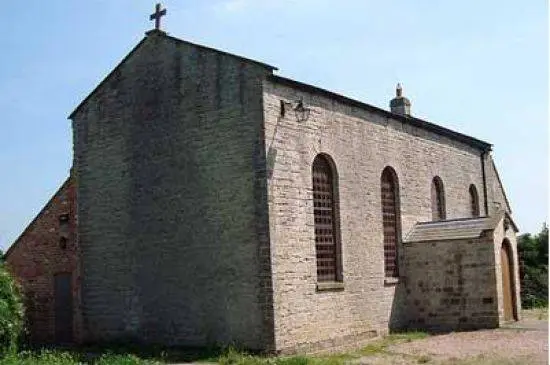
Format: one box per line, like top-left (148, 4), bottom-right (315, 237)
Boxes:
top-left (280, 98), bottom-right (311, 122)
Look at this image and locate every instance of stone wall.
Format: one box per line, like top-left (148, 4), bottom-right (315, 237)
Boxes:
top-left (5, 176), bottom-right (79, 344)
top-left (71, 32), bottom-right (274, 350)
top-left (402, 236), bottom-right (499, 331)
top-left (262, 79), bottom-right (489, 352)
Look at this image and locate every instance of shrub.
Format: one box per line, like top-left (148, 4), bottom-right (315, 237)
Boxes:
top-left (0, 264), bottom-right (23, 356)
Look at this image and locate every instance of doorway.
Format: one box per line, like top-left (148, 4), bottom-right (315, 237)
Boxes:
top-left (54, 273), bottom-right (73, 343)
top-left (500, 240), bottom-right (517, 321)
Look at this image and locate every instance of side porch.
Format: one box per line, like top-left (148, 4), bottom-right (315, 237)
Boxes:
top-left (399, 211), bottom-right (520, 331)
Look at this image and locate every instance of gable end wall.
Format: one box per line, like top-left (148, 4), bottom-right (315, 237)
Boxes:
top-left (5, 177), bottom-right (78, 344)
top-left (72, 33), bottom-right (274, 350)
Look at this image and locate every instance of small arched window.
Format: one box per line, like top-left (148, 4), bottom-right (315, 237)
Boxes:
top-left (469, 184), bottom-right (480, 217)
top-left (381, 167), bottom-right (401, 278)
top-left (312, 154), bottom-right (341, 282)
top-left (431, 176), bottom-right (446, 221)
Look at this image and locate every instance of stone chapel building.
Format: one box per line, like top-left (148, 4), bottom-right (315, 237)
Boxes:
top-left (6, 18), bottom-right (520, 353)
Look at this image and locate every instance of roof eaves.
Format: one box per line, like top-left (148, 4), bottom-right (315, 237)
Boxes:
top-left (4, 176), bottom-right (72, 259)
top-left (162, 33), bottom-right (278, 71)
top-left (68, 31), bottom-right (278, 120)
top-left (404, 235), bottom-right (485, 244)
top-left (68, 37), bottom-right (148, 120)
top-left (504, 211), bottom-right (519, 233)
top-left (268, 75), bottom-right (492, 152)
top-left (403, 216), bottom-right (497, 244)
top-left (415, 216), bottom-right (490, 226)
top-left (491, 158), bottom-right (513, 213)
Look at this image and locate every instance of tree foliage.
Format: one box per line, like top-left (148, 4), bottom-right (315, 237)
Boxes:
top-left (518, 223), bottom-right (548, 308)
top-left (0, 264), bottom-right (23, 356)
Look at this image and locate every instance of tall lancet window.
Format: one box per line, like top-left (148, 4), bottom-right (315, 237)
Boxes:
top-left (431, 176), bottom-right (446, 221)
top-left (381, 167), bottom-right (401, 278)
top-left (312, 154), bottom-right (342, 282)
top-left (469, 184), bottom-right (480, 217)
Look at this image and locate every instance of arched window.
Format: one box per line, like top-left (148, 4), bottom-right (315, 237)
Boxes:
top-left (381, 167), bottom-right (401, 278)
top-left (431, 176), bottom-right (446, 221)
top-left (469, 184), bottom-right (480, 217)
top-left (312, 154), bottom-right (341, 282)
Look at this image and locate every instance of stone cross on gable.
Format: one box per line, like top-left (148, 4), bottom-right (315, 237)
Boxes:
top-left (150, 3), bottom-right (167, 30)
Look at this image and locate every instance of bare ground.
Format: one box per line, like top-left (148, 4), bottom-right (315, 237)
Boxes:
top-left (357, 309), bottom-right (548, 365)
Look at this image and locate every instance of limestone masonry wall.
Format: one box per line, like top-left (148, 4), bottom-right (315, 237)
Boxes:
top-left (72, 33), bottom-right (274, 349)
top-left (5, 177), bottom-right (78, 344)
top-left (263, 79), bottom-right (489, 352)
top-left (402, 237), bottom-right (499, 331)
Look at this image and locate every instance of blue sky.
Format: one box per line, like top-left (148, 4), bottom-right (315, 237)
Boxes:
top-left (0, 1), bottom-right (547, 250)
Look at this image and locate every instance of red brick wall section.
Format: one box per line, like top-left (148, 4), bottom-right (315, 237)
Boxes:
top-left (5, 176), bottom-right (78, 344)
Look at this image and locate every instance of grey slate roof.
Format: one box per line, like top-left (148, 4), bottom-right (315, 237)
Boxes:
top-left (403, 216), bottom-right (501, 243)
top-left (69, 29), bottom-right (492, 152)
top-left (269, 75), bottom-right (492, 152)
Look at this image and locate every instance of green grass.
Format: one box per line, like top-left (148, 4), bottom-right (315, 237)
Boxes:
top-left (360, 331), bottom-right (429, 356)
top-left (216, 330), bottom-right (430, 365)
top-left (94, 353), bottom-right (162, 365)
top-left (0, 350), bottom-right (78, 365)
top-left (534, 307), bottom-right (548, 320)
top-left (0, 328), bottom-right (541, 365)
top-left (521, 307), bottom-right (548, 321)
top-left (0, 344), bottom-right (222, 364)
top-left (0, 349), bottom-right (162, 364)
top-left (218, 347), bottom-right (357, 365)
top-left (71, 342), bottom-right (222, 363)
top-left (0, 330), bottom-right (431, 365)
top-left (217, 331), bottom-right (430, 365)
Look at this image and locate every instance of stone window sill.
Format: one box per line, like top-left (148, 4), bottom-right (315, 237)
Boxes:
top-left (316, 281), bottom-right (345, 292)
top-left (384, 277), bottom-right (400, 286)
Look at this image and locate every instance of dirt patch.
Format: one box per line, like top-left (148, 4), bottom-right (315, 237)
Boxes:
top-left (385, 328), bottom-right (547, 364)
top-left (357, 314), bottom-right (547, 365)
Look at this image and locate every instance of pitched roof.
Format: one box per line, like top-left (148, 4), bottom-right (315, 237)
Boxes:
top-left (68, 30), bottom-right (277, 119)
top-left (268, 75), bottom-right (492, 152)
top-left (403, 216), bottom-right (496, 243)
top-left (4, 176), bottom-right (72, 258)
top-left (68, 37), bottom-right (147, 119)
top-left (490, 157), bottom-right (512, 213)
top-left (68, 30), bottom-right (492, 152)
top-left (161, 31), bottom-right (277, 71)
top-left (403, 211), bottom-right (517, 243)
